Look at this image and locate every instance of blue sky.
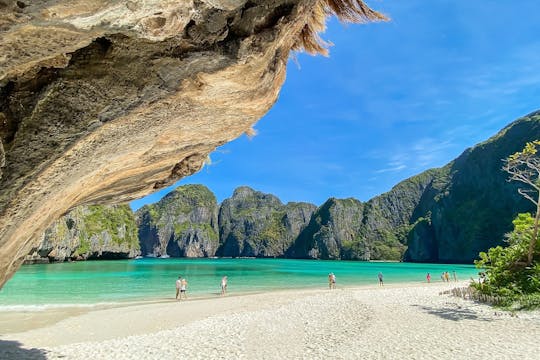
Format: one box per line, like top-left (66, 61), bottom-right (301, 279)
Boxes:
top-left (131, 0), bottom-right (540, 210)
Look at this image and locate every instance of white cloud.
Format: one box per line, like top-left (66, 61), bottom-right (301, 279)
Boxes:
top-left (374, 164), bottom-right (407, 174)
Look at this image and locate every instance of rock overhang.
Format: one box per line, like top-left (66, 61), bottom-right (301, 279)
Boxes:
top-left (0, 0), bottom-right (386, 287)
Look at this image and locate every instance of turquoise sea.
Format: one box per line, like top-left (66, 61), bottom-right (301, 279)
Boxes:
top-left (0, 258), bottom-right (478, 309)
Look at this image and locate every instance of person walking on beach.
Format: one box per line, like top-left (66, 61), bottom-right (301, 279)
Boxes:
top-left (221, 276), bottom-right (228, 296)
top-left (452, 270), bottom-right (457, 282)
top-left (378, 272), bottom-right (384, 286)
top-left (175, 275), bottom-right (182, 300)
top-left (444, 271), bottom-right (450, 283)
top-left (426, 273), bottom-right (431, 283)
top-left (180, 277), bottom-right (188, 300)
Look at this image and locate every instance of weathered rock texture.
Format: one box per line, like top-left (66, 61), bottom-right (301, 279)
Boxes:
top-left (0, 0), bottom-right (387, 287)
top-left (218, 186), bottom-right (316, 257)
top-left (288, 171), bottom-right (440, 261)
top-left (136, 184), bottom-right (219, 257)
top-left (26, 205), bottom-right (139, 263)
top-left (290, 198), bottom-right (365, 259)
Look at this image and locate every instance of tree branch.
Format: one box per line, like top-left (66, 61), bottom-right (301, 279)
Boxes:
top-left (518, 188), bottom-right (539, 206)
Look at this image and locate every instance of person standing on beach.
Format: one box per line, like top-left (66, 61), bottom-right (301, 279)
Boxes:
top-left (328, 273), bottom-right (336, 289)
top-left (378, 272), bottom-right (384, 286)
top-left (180, 277), bottom-right (188, 300)
top-left (221, 276), bottom-right (228, 296)
top-left (426, 273), bottom-right (431, 283)
top-left (479, 272), bottom-right (486, 289)
top-left (444, 271), bottom-right (450, 282)
top-left (175, 276), bottom-right (182, 300)
top-left (452, 270), bottom-right (457, 282)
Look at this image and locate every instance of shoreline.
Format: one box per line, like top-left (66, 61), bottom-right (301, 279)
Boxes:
top-left (0, 279), bottom-right (456, 333)
top-left (1, 281), bottom-right (539, 359)
top-left (0, 282), bottom-right (402, 333)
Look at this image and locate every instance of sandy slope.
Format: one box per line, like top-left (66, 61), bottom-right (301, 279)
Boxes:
top-left (1, 282), bottom-right (539, 359)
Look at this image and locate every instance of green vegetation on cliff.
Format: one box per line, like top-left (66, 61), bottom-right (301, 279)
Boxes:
top-left (136, 184), bottom-right (219, 257)
top-left (83, 205), bottom-right (139, 246)
top-left (218, 187), bottom-right (316, 257)
top-left (28, 204), bottom-right (140, 262)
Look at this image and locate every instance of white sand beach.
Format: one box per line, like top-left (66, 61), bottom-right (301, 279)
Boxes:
top-left (1, 282), bottom-right (539, 359)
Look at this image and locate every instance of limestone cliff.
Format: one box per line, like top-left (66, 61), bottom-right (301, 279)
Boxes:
top-left (218, 186), bottom-right (316, 257)
top-left (290, 198), bottom-right (365, 259)
top-left (0, 0), bottom-right (386, 287)
top-left (26, 205), bottom-right (140, 263)
top-left (359, 168), bottom-right (447, 259)
top-left (290, 112), bottom-right (540, 262)
top-left (288, 171), bottom-right (441, 261)
top-left (136, 184), bottom-right (219, 257)
top-left (405, 112), bottom-right (540, 262)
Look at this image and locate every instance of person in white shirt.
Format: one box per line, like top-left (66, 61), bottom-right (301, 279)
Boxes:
top-left (221, 276), bottom-right (228, 296)
top-left (175, 275), bottom-right (182, 300)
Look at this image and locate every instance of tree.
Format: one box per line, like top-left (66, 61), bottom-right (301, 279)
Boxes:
top-left (475, 213), bottom-right (540, 305)
top-left (503, 140), bottom-right (540, 265)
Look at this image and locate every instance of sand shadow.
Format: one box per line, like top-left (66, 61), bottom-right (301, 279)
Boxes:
top-left (411, 304), bottom-right (490, 322)
top-left (0, 340), bottom-right (48, 359)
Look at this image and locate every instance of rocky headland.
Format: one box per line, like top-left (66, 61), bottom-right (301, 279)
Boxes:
top-left (26, 205), bottom-right (139, 263)
top-left (217, 186), bottom-right (317, 257)
top-left (136, 184), bottom-right (220, 258)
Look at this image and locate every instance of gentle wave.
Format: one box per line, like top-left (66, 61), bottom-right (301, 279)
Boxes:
top-left (0, 302), bottom-right (121, 312)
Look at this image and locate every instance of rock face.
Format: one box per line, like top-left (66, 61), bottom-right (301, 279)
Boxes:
top-left (133, 185), bottom-right (316, 258)
top-left (291, 112), bottom-right (540, 262)
top-left (404, 112), bottom-right (540, 262)
top-left (26, 205), bottom-right (140, 263)
top-left (136, 185), bottom-right (219, 257)
top-left (0, 0), bottom-right (387, 287)
top-left (218, 186), bottom-right (316, 257)
top-left (359, 168), bottom-right (446, 260)
top-left (289, 171), bottom-right (441, 261)
top-left (290, 198), bottom-right (365, 259)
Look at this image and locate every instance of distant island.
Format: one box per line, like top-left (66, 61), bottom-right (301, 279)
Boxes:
top-left (26, 111), bottom-right (540, 264)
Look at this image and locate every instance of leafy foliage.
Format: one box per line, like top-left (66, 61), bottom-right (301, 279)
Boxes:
top-left (474, 213), bottom-right (540, 309)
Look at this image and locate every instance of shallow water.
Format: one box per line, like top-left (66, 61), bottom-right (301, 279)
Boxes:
top-left (0, 258), bottom-right (477, 308)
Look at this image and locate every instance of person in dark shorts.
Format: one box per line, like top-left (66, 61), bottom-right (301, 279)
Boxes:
top-left (378, 272), bottom-right (384, 286)
top-left (328, 273), bottom-right (336, 289)
top-left (180, 277), bottom-right (188, 300)
top-left (175, 275), bottom-right (182, 300)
